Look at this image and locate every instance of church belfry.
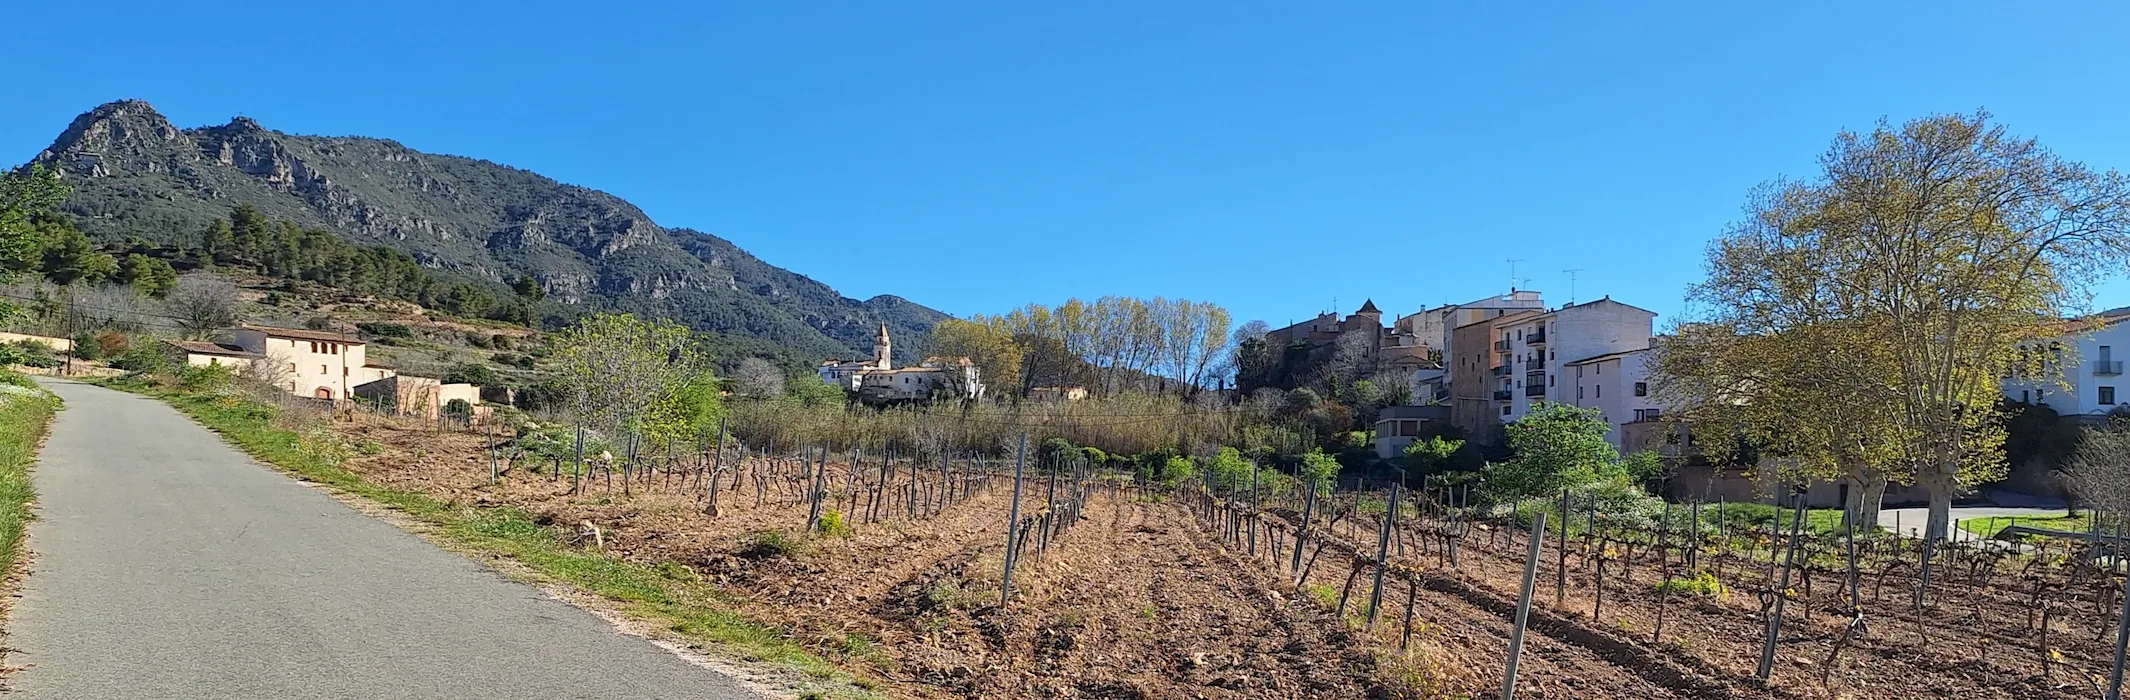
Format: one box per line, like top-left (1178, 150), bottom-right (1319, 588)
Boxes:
top-left (873, 323), bottom-right (892, 370)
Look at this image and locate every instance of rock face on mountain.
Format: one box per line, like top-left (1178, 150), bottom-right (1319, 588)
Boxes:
top-left (28, 99), bottom-right (946, 361)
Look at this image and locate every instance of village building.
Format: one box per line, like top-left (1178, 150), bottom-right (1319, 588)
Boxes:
top-left (818, 324), bottom-right (985, 404)
top-left (162, 325), bottom-right (482, 419)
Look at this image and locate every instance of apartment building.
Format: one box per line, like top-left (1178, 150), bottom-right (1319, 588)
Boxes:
top-left (1563, 348), bottom-right (1664, 449)
top-left (1498, 298), bottom-right (1657, 423)
top-left (1448, 309), bottom-right (1541, 442)
top-left (1396, 290), bottom-right (1547, 355)
top-left (2003, 309), bottom-right (2130, 419)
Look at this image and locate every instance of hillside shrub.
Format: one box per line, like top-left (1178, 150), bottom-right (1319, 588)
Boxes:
top-left (109, 344), bottom-right (170, 373)
top-left (71, 331), bottom-right (101, 360)
top-left (94, 331), bottom-right (131, 358)
top-left (357, 322), bottom-right (413, 340)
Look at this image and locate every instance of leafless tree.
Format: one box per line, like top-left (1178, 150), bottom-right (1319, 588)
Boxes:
top-left (732, 357), bottom-right (785, 399)
top-left (76, 284), bottom-right (170, 334)
top-left (2061, 427), bottom-right (2130, 518)
top-left (239, 347), bottom-right (295, 392)
top-left (165, 274), bottom-right (241, 340)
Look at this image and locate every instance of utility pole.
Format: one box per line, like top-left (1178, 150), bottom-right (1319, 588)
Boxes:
top-left (1562, 269), bottom-right (1586, 305)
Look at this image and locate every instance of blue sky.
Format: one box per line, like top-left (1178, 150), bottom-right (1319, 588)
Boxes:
top-left (6, 2), bottom-right (2130, 329)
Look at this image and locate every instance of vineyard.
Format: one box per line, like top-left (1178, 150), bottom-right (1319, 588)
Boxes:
top-left (315, 405), bottom-right (2128, 699)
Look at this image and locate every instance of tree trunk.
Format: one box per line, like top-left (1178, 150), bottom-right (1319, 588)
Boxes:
top-left (1842, 470), bottom-right (1889, 532)
top-left (1923, 464), bottom-right (1956, 542)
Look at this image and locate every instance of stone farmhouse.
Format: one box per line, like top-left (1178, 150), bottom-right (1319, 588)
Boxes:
top-left (163, 325), bottom-right (480, 418)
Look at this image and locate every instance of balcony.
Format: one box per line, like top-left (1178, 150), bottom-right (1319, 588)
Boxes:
top-left (1493, 390), bottom-right (1513, 401)
top-left (1524, 359), bottom-right (1545, 372)
top-left (1490, 364), bottom-right (1510, 376)
top-left (1526, 329), bottom-right (1546, 345)
top-left (1525, 384), bottom-right (1546, 397)
top-left (1494, 339), bottom-right (1510, 352)
top-left (2099, 360), bottom-right (2124, 376)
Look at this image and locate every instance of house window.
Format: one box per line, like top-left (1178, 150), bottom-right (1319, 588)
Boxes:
top-left (1577, 386), bottom-right (1584, 400)
top-left (1517, 330), bottom-right (1523, 340)
top-left (1548, 375), bottom-right (1555, 387)
top-left (1576, 366), bottom-right (1583, 378)
top-left (2103, 386), bottom-right (2117, 405)
top-left (1502, 406), bottom-right (1511, 416)
top-left (1635, 382), bottom-right (1647, 397)
top-left (1595, 385), bottom-right (1601, 398)
top-left (2022, 389), bottom-right (2031, 403)
top-left (320, 365), bottom-right (328, 375)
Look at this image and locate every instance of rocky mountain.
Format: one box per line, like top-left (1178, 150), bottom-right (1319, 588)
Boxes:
top-left (25, 99), bottom-right (946, 362)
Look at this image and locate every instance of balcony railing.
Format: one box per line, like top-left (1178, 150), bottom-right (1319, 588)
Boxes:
top-left (1494, 339), bottom-right (1510, 352)
top-left (1493, 390), bottom-right (1512, 401)
top-left (1527, 329), bottom-right (1546, 344)
top-left (1525, 384), bottom-right (1546, 397)
top-left (2099, 360), bottom-right (2124, 376)
top-left (1524, 359), bottom-right (1545, 372)
top-left (1490, 364), bottom-right (1510, 376)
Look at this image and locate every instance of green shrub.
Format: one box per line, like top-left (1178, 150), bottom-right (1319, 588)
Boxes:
top-left (70, 331), bottom-right (101, 360)
top-left (176, 363), bottom-right (234, 391)
top-left (740, 530), bottom-right (809, 558)
top-left (814, 509), bottom-right (852, 538)
top-left (1654, 570), bottom-right (1729, 600)
top-left (442, 363), bottom-right (500, 386)
top-left (0, 370), bottom-right (35, 389)
top-left (357, 322), bottom-right (413, 339)
top-left (109, 344), bottom-right (170, 373)
top-left (490, 353), bottom-right (535, 370)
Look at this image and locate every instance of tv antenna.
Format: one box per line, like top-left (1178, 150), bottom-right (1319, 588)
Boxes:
top-left (1563, 269), bottom-right (1586, 305)
top-left (1506, 259), bottom-right (1525, 292)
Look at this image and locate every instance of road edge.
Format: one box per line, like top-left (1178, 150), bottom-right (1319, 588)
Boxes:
top-left (0, 377), bottom-right (62, 685)
top-left (87, 377), bottom-right (880, 700)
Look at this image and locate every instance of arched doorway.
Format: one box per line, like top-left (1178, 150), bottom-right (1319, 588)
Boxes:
top-left (314, 387), bottom-right (333, 400)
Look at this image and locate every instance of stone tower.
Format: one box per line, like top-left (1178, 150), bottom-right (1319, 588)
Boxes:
top-left (873, 323), bottom-right (892, 370)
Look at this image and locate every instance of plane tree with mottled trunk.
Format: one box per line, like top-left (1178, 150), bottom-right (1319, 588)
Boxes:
top-left (1666, 111), bottom-right (2130, 541)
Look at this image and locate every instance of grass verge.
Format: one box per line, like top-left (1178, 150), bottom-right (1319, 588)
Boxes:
top-left (0, 376), bottom-right (59, 603)
top-left (101, 378), bottom-right (867, 697)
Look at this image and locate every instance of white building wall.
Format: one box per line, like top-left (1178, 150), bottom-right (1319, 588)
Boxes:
top-left (1566, 350), bottom-right (1663, 449)
top-left (2003, 320), bottom-right (2130, 418)
top-left (232, 329), bottom-right (370, 400)
top-left (1501, 299), bottom-right (1655, 424)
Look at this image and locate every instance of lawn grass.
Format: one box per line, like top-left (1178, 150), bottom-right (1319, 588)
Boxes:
top-left (0, 378), bottom-right (59, 593)
top-left (106, 379), bottom-right (869, 697)
top-left (1958, 513), bottom-right (2090, 538)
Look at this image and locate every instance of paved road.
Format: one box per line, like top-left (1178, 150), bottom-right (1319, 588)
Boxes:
top-left (9, 380), bottom-right (766, 699)
top-left (1877, 505), bottom-right (2067, 537)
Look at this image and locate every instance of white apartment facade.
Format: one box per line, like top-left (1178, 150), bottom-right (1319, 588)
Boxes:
top-left (2003, 312), bottom-right (2130, 418)
top-left (1497, 297), bottom-right (1658, 425)
top-left (1563, 348), bottom-right (1665, 449)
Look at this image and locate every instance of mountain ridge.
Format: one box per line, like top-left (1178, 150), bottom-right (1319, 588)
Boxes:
top-left (25, 99), bottom-right (945, 363)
